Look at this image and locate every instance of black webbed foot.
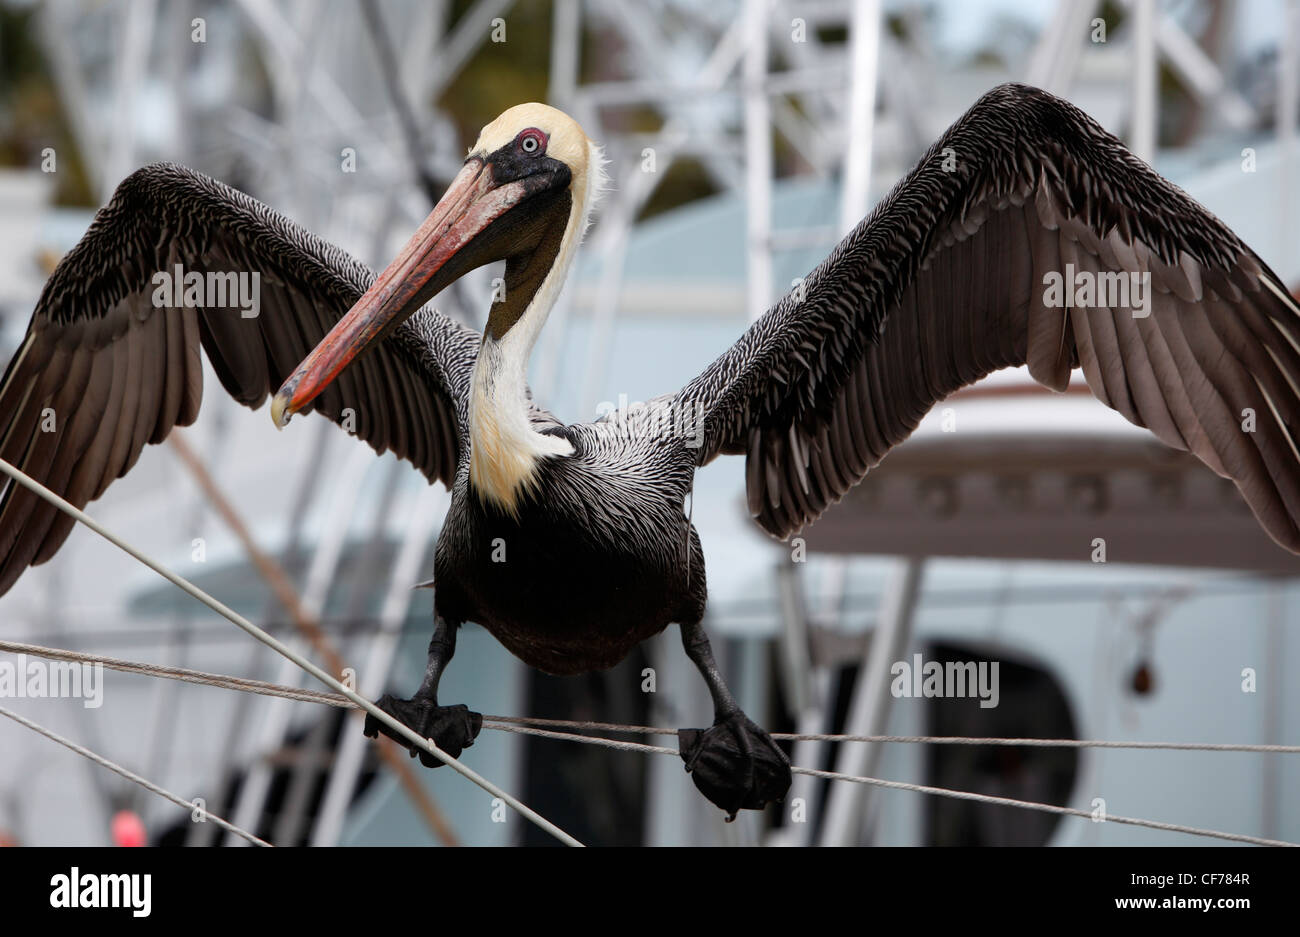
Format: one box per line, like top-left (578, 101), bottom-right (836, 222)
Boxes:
top-left (362, 694), bottom-right (482, 768)
top-left (678, 711), bottom-right (792, 820)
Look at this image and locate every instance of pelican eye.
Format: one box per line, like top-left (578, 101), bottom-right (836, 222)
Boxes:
top-left (518, 129), bottom-right (547, 156)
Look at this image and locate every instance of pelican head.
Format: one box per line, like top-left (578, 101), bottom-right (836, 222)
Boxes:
top-left (271, 103), bottom-right (604, 429)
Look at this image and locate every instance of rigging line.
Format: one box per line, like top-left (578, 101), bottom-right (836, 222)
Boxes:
top-left (6, 639), bottom-right (1295, 845)
top-left (5, 640), bottom-right (1300, 755)
top-left (167, 434), bottom-right (460, 848)
top-left (789, 765), bottom-right (1299, 848)
top-left (0, 704), bottom-right (271, 847)
top-left (483, 722), bottom-right (1300, 848)
top-left (479, 715), bottom-right (1300, 752)
top-left (773, 734), bottom-right (1300, 752)
top-left (0, 457), bottom-right (584, 848)
top-left (484, 717), bottom-right (1300, 754)
top-left (0, 640), bottom-right (353, 707)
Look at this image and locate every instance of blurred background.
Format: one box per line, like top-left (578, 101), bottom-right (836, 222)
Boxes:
top-left (0, 0), bottom-right (1297, 847)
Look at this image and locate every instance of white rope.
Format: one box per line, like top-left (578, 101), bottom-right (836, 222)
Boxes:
top-left (482, 714), bottom-right (1300, 754)
top-left (3, 639), bottom-right (1293, 847)
top-left (487, 720), bottom-right (680, 755)
top-left (788, 765), bottom-right (1299, 847)
top-left (481, 722), bottom-right (1300, 848)
top-left (0, 704), bottom-right (270, 847)
top-left (5, 640), bottom-right (1299, 755)
top-left (770, 734), bottom-right (1300, 752)
top-left (2, 453), bottom-right (1291, 849)
top-left (0, 640), bottom-right (350, 708)
top-left (0, 457), bottom-right (584, 848)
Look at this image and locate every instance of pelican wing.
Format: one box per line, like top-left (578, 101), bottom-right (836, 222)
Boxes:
top-left (682, 83), bottom-right (1300, 550)
top-left (0, 163), bottom-right (479, 596)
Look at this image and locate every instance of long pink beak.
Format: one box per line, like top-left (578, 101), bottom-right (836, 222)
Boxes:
top-left (271, 158), bottom-right (529, 427)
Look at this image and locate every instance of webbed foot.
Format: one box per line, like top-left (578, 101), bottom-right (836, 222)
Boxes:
top-left (678, 711), bottom-right (792, 820)
top-left (362, 694), bottom-right (482, 768)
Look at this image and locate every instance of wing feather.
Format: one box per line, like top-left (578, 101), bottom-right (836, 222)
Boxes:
top-left (0, 163), bottom-right (479, 596)
top-left (681, 83), bottom-right (1300, 552)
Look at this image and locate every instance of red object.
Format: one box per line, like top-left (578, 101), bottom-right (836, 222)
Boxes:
top-left (111, 810), bottom-right (146, 847)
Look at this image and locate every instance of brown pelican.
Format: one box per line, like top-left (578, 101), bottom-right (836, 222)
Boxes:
top-left (4, 85), bottom-right (1300, 819)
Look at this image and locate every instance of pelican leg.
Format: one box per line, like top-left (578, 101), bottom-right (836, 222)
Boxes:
top-left (363, 617), bottom-right (482, 768)
top-left (677, 620), bottom-right (792, 820)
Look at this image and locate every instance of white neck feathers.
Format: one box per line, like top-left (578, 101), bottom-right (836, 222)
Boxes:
top-left (467, 140), bottom-right (605, 514)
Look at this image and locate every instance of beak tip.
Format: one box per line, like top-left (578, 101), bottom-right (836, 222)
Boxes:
top-left (270, 392), bottom-right (293, 430)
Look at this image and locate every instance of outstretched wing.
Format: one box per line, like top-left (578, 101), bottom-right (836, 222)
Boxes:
top-left (0, 162), bottom-right (480, 596)
top-left (681, 83), bottom-right (1300, 551)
